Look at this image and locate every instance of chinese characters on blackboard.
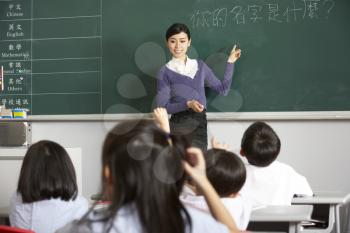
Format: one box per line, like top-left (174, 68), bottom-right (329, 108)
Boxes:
top-left (0, 0), bottom-right (102, 114)
top-left (190, 0), bottom-right (335, 28)
top-left (0, 1), bottom-right (31, 110)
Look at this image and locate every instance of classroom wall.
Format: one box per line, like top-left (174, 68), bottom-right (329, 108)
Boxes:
top-left (31, 120), bottom-right (350, 199)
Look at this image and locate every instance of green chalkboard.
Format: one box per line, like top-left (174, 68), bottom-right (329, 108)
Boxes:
top-left (0, 0), bottom-right (101, 115)
top-left (1, 0), bottom-right (350, 115)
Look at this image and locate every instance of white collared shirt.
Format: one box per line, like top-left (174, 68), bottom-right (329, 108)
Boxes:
top-left (166, 56), bottom-right (198, 79)
top-left (180, 185), bottom-right (251, 230)
top-left (240, 160), bottom-right (313, 209)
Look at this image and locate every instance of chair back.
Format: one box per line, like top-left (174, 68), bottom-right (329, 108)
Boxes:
top-left (0, 225), bottom-right (35, 233)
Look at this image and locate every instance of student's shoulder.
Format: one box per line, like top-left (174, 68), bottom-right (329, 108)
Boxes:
top-left (56, 220), bottom-right (92, 233)
top-left (272, 160), bottom-right (298, 172)
top-left (245, 161), bottom-right (294, 174)
top-left (71, 195), bottom-right (89, 213)
top-left (74, 195), bottom-right (89, 205)
top-left (221, 197), bottom-right (245, 213)
top-left (10, 192), bottom-right (22, 203)
top-left (221, 195), bottom-right (245, 206)
top-left (56, 209), bottom-right (109, 233)
top-left (270, 161), bottom-right (309, 180)
top-left (185, 206), bottom-right (230, 233)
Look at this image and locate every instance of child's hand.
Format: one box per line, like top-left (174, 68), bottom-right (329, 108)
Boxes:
top-left (182, 147), bottom-right (207, 185)
top-left (187, 100), bottom-right (204, 112)
top-left (211, 137), bottom-right (230, 151)
top-left (227, 45), bottom-right (241, 63)
top-left (153, 107), bottom-right (170, 133)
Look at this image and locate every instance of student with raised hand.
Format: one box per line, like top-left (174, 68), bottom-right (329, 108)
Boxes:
top-left (181, 149), bottom-right (251, 231)
top-left (239, 122), bottom-right (313, 208)
top-left (10, 140), bottom-right (88, 233)
top-left (153, 107), bottom-right (170, 133)
top-left (156, 23), bottom-right (241, 151)
top-left (57, 120), bottom-right (240, 233)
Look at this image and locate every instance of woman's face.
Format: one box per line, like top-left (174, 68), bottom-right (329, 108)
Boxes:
top-left (167, 32), bottom-right (191, 61)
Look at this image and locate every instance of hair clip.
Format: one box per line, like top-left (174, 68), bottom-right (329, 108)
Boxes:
top-left (165, 133), bottom-right (173, 146)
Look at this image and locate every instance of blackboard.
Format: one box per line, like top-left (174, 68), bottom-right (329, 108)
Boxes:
top-left (0, 0), bottom-right (349, 115)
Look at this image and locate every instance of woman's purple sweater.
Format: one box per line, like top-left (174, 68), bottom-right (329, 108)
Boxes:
top-left (156, 60), bottom-right (234, 114)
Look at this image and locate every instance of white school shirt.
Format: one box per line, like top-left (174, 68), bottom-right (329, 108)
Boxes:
top-left (166, 56), bottom-right (198, 79)
top-left (56, 204), bottom-right (229, 233)
top-left (239, 160), bottom-right (313, 209)
top-left (9, 193), bottom-right (88, 233)
top-left (180, 192), bottom-right (251, 230)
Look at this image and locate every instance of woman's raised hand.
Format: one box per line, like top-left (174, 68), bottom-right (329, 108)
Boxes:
top-left (227, 45), bottom-right (241, 63)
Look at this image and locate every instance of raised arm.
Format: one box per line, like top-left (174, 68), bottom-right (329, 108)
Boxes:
top-left (183, 147), bottom-right (240, 233)
top-left (211, 137), bottom-right (230, 151)
top-left (228, 45), bottom-right (241, 64)
top-left (153, 107), bottom-right (170, 133)
top-left (205, 45), bottom-right (241, 96)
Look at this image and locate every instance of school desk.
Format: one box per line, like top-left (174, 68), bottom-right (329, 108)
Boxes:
top-left (248, 205), bottom-right (313, 233)
top-left (292, 191), bottom-right (350, 233)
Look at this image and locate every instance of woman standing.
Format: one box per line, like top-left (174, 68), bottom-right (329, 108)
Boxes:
top-left (156, 23), bottom-right (241, 151)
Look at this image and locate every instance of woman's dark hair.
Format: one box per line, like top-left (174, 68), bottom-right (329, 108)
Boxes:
top-left (241, 121), bottom-right (281, 167)
top-left (91, 120), bottom-right (191, 233)
top-left (205, 149), bottom-right (246, 197)
top-left (166, 23), bottom-right (191, 41)
top-left (17, 140), bottom-right (78, 203)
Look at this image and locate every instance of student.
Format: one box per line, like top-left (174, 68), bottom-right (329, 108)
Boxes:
top-left (181, 149), bottom-right (251, 230)
top-left (239, 122), bottom-right (313, 208)
top-left (156, 23), bottom-right (241, 151)
top-left (9, 140), bottom-right (88, 233)
top-left (154, 108), bottom-right (250, 230)
top-left (57, 120), bottom-right (240, 233)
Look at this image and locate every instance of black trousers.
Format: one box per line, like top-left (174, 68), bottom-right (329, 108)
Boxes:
top-left (169, 109), bottom-right (207, 152)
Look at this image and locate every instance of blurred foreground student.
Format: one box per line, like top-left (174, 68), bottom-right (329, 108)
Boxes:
top-left (239, 122), bottom-right (313, 208)
top-left (57, 120), bottom-right (240, 233)
top-left (10, 140), bottom-right (88, 233)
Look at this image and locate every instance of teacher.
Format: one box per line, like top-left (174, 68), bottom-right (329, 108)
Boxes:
top-left (156, 23), bottom-right (241, 151)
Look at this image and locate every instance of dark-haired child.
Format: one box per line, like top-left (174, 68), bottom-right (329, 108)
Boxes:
top-left (156, 23), bottom-right (241, 151)
top-left (239, 122), bottom-right (313, 208)
top-left (181, 149), bottom-right (251, 230)
top-left (9, 140), bottom-right (88, 233)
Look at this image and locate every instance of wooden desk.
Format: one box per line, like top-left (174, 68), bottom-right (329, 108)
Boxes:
top-left (248, 205), bottom-right (313, 233)
top-left (292, 191), bottom-right (350, 233)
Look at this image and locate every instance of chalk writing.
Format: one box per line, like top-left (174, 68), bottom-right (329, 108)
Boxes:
top-left (1, 97), bottom-right (30, 108)
top-left (190, 0), bottom-right (335, 28)
top-left (1, 0), bottom-right (103, 114)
